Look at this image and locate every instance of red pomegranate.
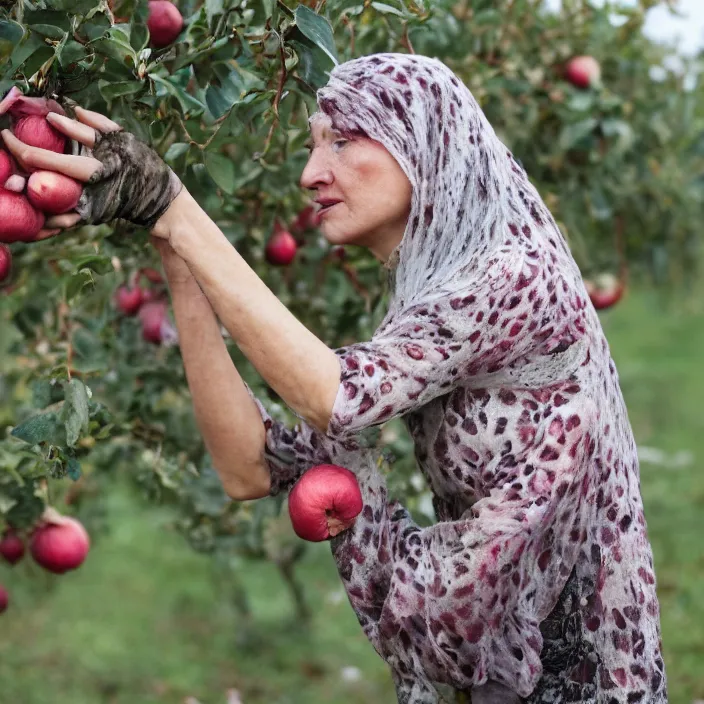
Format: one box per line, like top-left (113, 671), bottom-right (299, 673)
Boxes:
top-left (114, 285), bottom-right (146, 316)
top-left (0, 149), bottom-right (12, 185)
top-left (564, 55), bottom-right (601, 90)
top-left (585, 273), bottom-right (625, 310)
top-left (265, 220), bottom-right (297, 266)
top-left (30, 515), bottom-right (90, 574)
top-left (0, 529), bottom-right (25, 565)
top-left (147, 1), bottom-right (184, 48)
top-left (288, 464), bottom-right (363, 542)
top-left (27, 171), bottom-right (83, 215)
top-left (0, 244), bottom-right (12, 284)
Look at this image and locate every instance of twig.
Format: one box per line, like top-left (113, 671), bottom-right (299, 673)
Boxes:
top-left (342, 15), bottom-right (355, 55)
top-left (257, 40), bottom-right (288, 158)
top-left (400, 22), bottom-right (415, 54)
top-left (615, 213), bottom-right (628, 285)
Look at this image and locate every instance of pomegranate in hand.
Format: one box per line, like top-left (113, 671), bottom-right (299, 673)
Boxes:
top-left (0, 87), bottom-right (67, 154)
top-left (288, 464), bottom-right (363, 542)
top-left (0, 149), bottom-right (12, 185)
top-left (0, 528), bottom-right (25, 565)
top-left (0, 190), bottom-right (45, 243)
top-left (0, 244), bottom-right (11, 284)
top-left (30, 510), bottom-right (90, 574)
top-left (27, 171), bottom-right (82, 215)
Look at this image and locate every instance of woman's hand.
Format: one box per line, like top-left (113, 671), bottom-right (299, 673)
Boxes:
top-left (0, 105), bottom-right (183, 238)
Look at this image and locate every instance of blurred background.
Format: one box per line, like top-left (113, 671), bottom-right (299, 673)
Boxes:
top-left (0, 0), bottom-right (702, 703)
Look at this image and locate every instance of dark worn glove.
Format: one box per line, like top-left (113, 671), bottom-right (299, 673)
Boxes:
top-left (74, 130), bottom-right (183, 229)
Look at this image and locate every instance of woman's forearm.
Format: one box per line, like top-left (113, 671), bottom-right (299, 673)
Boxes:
top-left (164, 270), bottom-right (272, 500)
top-left (163, 189), bottom-right (342, 434)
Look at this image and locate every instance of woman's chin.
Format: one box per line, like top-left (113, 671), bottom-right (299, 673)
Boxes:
top-left (320, 226), bottom-right (363, 248)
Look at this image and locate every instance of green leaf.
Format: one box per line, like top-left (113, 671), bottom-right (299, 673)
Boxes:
top-left (46, 0), bottom-right (97, 12)
top-left (61, 379), bottom-right (91, 447)
top-left (293, 5), bottom-right (338, 66)
top-left (171, 36), bottom-right (232, 72)
top-left (204, 151), bottom-right (237, 194)
top-left (0, 20), bottom-right (25, 45)
top-left (205, 83), bottom-right (238, 119)
top-left (66, 457), bottom-right (82, 481)
top-left (25, 9), bottom-right (71, 30)
top-left (82, 14), bottom-right (112, 42)
top-left (164, 142), bottom-right (190, 161)
top-left (473, 8), bottom-right (502, 25)
top-left (71, 327), bottom-right (106, 370)
top-left (99, 79), bottom-right (144, 102)
top-left (91, 34), bottom-right (138, 66)
top-left (31, 379), bottom-right (63, 408)
top-left (4, 33), bottom-right (46, 73)
top-left (11, 411), bottom-right (66, 446)
top-left (558, 118), bottom-right (598, 151)
top-left (130, 22), bottom-right (149, 52)
top-left (370, 2), bottom-right (405, 17)
top-left (29, 25), bottom-right (67, 40)
top-left (600, 118), bottom-right (634, 153)
top-left (65, 269), bottom-right (96, 303)
top-left (588, 186), bottom-right (612, 221)
top-left (150, 73), bottom-right (206, 117)
top-left (206, 0), bottom-right (225, 23)
top-left (58, 39), bottom-right (86, 67)
top-left (567, 92), bottom-right (596, 113)
top-left (288, 38), bottom-right (332, 92)
top-left (0, 491), bottom-right (17, 514)
top-left (71, 254), bottom-right (114, 276)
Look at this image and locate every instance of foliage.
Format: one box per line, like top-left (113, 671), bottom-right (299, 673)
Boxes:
top-left (0, 0), bottom-right (702, 625)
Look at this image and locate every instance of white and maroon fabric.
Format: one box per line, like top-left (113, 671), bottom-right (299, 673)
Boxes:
top-left (246, 53), bottom-right (667, 704)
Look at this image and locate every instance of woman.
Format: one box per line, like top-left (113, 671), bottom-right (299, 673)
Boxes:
top-left (2, 53), bottom-right (667, 703)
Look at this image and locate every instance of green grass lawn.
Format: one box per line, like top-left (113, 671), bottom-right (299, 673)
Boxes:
top-left (1, 286), bottom-right (703, 703)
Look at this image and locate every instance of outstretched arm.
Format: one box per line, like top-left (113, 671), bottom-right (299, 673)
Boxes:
top-left (154, 239), bottom-right (272, 500)
top-left (158, 189), bottom-right (343, 434)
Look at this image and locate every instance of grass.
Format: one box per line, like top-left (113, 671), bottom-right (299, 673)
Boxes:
top-left (1, 286), bottom-right (703, 704)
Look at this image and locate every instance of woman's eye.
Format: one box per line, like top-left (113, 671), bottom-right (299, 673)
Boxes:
top-left (333, 139), bottom-right (348, 151)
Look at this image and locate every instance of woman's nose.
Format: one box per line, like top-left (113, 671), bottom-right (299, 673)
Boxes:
top-left (299, 150), bottom-right (333, 191)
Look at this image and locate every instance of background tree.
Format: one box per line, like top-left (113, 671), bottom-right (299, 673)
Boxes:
top-left (0, 0), bottom-right (702, 699)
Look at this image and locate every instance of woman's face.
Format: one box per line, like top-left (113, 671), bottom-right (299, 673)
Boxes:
top-left (300, 114), bottom-right (412, 263)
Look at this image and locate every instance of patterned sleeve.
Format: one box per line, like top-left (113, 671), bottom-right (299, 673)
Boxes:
top-left (243, 383), bottom-right (333, 496)
top-left (331, 397), bottom-right (598, 699)
top-left (326, 251), bottom-right (587, 439)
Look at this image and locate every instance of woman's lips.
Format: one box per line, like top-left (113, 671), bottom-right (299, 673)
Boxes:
top-left (319, 201), bottom-right (341, 216)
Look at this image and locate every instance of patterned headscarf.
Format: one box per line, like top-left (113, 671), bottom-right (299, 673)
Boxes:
top-left (312, 52), bottom-right (587, 388)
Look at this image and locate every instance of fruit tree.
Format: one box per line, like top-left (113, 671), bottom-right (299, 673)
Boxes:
top-left (0, 0), bottom-right (701, 616)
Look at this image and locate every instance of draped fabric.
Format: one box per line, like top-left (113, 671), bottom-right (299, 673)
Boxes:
top-left (246, 54), bottom-right (668, 703)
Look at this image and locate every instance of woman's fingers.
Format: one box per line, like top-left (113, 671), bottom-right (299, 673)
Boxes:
top-left (1, 129), bottom-right (102, 181)
top-left (74, 105), bottom-right (122, 133)
top-left (46, 112), bottom-right (99, 148)
top-left (33, 228), bottom-right (63, 242)
top-left (44, 212), bottom-right (82, 229)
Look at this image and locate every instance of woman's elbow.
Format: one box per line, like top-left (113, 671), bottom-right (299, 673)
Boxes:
top-left (219, 460), bottom-right (272, 501)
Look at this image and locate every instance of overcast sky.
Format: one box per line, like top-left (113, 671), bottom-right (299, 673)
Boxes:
top-left (544, 0), bottom-right (704, 56)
